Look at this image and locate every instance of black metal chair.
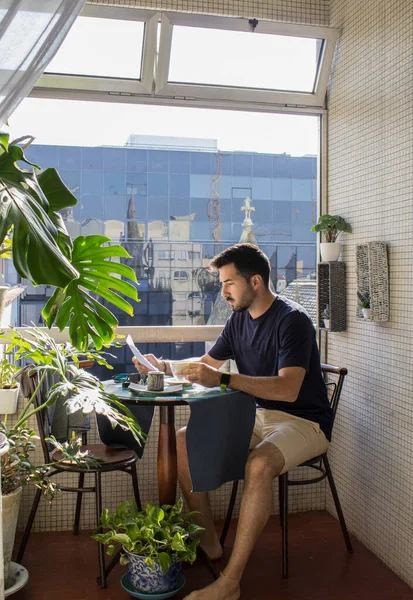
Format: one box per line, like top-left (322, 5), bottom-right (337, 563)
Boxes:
top-left (16, 368), bottom-right (143, 589)
top-left (219, 364), bottom-right (353, 578)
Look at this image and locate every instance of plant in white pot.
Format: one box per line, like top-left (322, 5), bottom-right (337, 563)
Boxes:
top-left (93, 499), bottom-right (204, 595)
top-left (0, 359), bottom-right (20, 415)
top-left (321, 305), bottom-right (331, 329)
top-left (311, 214), bottom-right (352, 262)
top-left (357, 290), bottom-right (371, 319)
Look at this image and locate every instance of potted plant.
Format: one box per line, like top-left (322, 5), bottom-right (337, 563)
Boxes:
top-left (321, 305), bottom-right (331, 329)
top-left (0, 131), bottom-right (139, 350)
top-left (0, 359), bottom-right (20, 415)
top-left (0, 325), bottom-right (145, 588)
top-left (93, 498), bottom-right (204, 594)
top-left (311, 214), bottom-right (352, 262)
top-left (357, 290), bottom-right (371, 319)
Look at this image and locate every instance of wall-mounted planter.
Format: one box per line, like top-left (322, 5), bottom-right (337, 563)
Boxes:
top-left (317, 261), bottom-right (346, 332)
top-left (356, 242), bottom-right (389, 322)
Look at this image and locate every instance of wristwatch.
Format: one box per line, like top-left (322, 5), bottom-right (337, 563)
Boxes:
top-left (220, 372), bottom-right (231, 391)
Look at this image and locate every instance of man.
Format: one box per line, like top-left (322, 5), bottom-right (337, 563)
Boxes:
top-left (134, 243), bottom-right (332, 600)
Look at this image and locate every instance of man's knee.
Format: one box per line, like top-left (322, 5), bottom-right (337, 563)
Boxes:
top-left (245, 444), bottom-right (285, 482)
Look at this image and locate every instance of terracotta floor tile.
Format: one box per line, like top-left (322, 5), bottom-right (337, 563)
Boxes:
top-left (10, 512), bottom-right (413, 600)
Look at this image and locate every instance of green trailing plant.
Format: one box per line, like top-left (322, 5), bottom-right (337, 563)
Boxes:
top-left (93, 498), bottom-right (204, 574)
top-left (0, 358), bottom-right (19, 389)
top-left (357, 290), bottom-right (370, 309)
top-left (321, 305), bottom-right (331, 320)
top-left (0, 326), bottom-right (145, 498)
top-left (311, 214), bottom-right (352, 243)
top-left (0, 132), bottom-right (139, 350)
top-left (1, 423), bottom-right (101, 499)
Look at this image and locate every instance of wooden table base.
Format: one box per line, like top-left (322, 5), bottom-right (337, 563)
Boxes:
top-left (157, 405), bottom-right (178, 506)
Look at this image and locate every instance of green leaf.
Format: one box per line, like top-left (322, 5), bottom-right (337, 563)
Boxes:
top-left (158, 552), bottom-right (171, 574)
top-left (171, 533), bottom-right (187, 553)
top-left (42, 236), bottom-right (139, 351)
top-left (0, 144), bottom-right (79, 287)
top-left (37, 168), bottom-right (78, 211)
top-left (111, 533), bottom-right (131, 546)
top-left (0, 131), bottom-right (9, 151)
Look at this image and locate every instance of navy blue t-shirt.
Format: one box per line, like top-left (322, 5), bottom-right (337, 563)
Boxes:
top-left (208, 296), bottom-right (333, 441)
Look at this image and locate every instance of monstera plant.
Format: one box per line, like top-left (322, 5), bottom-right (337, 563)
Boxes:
top-left (0, 132), bottom-right (138, 350)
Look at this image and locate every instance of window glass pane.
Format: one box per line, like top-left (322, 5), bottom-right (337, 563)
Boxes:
top-left (169, 26), bottom-right (321, 92)
top-left (45, 17), bottom-right (144, 79)
top-left (9, 99), bottom-right (319, 337)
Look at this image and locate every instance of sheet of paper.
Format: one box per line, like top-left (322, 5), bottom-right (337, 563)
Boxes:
top-left (126, 335), bottom-right (155, 371)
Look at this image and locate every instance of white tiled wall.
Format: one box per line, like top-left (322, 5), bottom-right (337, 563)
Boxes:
top-left (327, 0), bottom-right (413, 587)
top-left (87, 0), bottom-right (329, 24)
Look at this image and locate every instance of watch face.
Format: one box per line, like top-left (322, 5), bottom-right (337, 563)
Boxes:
top-left (220, 372), bottom-right (231, 386)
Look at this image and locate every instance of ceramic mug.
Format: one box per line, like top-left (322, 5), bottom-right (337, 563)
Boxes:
top-left (147, 371), bottom-right (164, 392)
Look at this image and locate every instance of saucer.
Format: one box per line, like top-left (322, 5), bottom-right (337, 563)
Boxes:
top-left (120, 572), bottom-right (186, 599)
top-left (165, 377), bottom-right (192, 387)
top-left (129, 383), bottom-right (183, 396)
top-left (5, 562), bottom-right (29, 597)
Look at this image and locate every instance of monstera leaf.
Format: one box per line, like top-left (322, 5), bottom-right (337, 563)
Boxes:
top-left (1, 134), bottom-right (140, 351)
top-left (42, 236), bottom-right (139, 351)
top-left (0, 133), bottom-right (78, 287)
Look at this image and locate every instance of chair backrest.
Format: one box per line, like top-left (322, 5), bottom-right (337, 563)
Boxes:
top-left (21, 366), bottom-right (91, 464)
top-left (321, 363), bottom-right (348, 421)
top-left (19, 368), bottom-right (53, 464)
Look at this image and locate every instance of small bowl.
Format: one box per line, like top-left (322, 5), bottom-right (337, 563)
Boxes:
top-left (121, 572), bottom-right (186, 599)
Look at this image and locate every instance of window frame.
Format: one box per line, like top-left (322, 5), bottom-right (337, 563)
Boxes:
top-left (31, 7), bottom-right (339, 113)
top-left (34, 5), bottom-right (158, 97)
top-left (156, 13), bottom-right (339, 109)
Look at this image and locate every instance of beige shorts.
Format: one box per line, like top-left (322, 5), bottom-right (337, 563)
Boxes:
top-left (249, 408), bottom-right (329, 474)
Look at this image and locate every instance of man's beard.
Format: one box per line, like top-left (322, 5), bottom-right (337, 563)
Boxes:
top-left (226, 285), bottom-right (256, 312)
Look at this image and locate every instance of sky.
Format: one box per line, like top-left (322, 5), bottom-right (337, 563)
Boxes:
top-left (7, 15), bottom-right (320, 157)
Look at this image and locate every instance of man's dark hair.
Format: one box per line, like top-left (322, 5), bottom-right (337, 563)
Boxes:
top-left (209, 243), bottom-right (271, 288)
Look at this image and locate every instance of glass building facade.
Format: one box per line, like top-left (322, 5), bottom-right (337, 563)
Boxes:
top-left (11, 137), bottom-right (318, 374)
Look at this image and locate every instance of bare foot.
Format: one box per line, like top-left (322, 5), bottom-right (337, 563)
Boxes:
top-left (184, 574), bottom-right (240, 600)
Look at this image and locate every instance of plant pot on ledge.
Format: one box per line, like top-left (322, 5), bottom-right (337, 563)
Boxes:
top-left (320, 242), bottom-right (341, 262)
top-left (362, 308), bottom-right (372, 320)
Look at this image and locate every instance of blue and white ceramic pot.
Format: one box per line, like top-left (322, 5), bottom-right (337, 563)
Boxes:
top-left (126, 554), bottom-right (182, 593)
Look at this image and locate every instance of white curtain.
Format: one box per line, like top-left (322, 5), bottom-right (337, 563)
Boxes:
top-left (0, 0), bottom-right (86, 127)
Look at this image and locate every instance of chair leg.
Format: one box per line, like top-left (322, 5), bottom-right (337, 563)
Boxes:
top-left (279, 473), bottom-right (289, 579)
top-left (95, 471), bottom-right (107, 589)
top-left (278, 477), bottom-right (284, 526)
top-left (220, 480), bottom-right (239, 548)
top-left (130, 464), bottom-right (142, 511)
top-left (197, 545), bottom-right (219, 581)
top-left (97, 549), bottom-right (121, 587)
top-left (322, 454), bottom-right (353, 553)
top-left (73, 472), bottom-right (85, 535)
top-left (16, 487), bottom-right (42, 563)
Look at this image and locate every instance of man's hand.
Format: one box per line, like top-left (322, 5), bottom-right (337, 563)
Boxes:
top-left (181, 362), bottom-right (221, 388)
top-left (132, 354), bottom-right (161, 374)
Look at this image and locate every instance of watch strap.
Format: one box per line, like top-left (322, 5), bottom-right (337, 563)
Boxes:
top-left (220, 371), bottom-right (231, 391)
